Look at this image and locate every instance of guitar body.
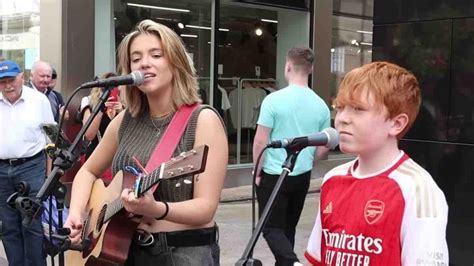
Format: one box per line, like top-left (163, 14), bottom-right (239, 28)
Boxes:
top-left (64, 145), bottom-right (209, 266)
top-left (65, 171), bottom-right (138, 266)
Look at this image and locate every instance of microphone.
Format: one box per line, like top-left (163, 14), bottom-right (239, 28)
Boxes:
top-left (267, 127), bottom-right (339, 150)
top-left (79, 71), bottom-right (145, 89)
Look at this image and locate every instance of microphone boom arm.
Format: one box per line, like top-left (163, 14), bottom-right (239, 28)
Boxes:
top-left (17, 88), bottom-right (113, 226)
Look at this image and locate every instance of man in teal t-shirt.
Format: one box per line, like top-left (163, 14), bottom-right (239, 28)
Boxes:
top-left (253, 47), bottom-right (330, 266)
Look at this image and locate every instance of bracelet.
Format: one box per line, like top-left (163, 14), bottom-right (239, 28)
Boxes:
top-left (156, 201), bottom-right (169, 220)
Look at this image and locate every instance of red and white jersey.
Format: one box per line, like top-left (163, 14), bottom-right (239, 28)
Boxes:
top-left (306, 151), bottom-right (448, 266)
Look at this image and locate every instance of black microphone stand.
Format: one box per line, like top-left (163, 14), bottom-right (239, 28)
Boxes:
top-left (12, 86), bottom-right (113, 266)
top-left (236, 147), bottom-right (301, 266)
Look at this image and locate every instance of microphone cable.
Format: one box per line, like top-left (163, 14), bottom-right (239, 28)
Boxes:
top-left (54, 82), bottom-right (116, 150)
top-left (54, 85), bottom-right (88, 148)
top-left (251, 146), bottom-right (269, 232)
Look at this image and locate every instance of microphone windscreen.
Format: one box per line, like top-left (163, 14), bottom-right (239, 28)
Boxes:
top-left (324, 127), bottom-right (339, 149)
top-left (130, 71), bottom-right (145, 86)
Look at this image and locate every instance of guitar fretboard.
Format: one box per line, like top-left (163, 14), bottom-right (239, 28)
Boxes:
top-left (103, 151), bottom-right (197, 222)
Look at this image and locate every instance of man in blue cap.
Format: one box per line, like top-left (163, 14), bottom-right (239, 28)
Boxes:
top-left (0, 60), bottom-right (54, 266)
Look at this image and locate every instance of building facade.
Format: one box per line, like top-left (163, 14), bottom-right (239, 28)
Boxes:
top-left (4, 0), bottom-right (473, 264)
top-left (1, 0), bottom-right (372, 170)
top-left (373, 0), bottom-right (474, 264)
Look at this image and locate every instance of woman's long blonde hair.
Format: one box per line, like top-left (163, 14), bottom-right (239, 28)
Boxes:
top-left (117, 19), bottom-right (201, 117)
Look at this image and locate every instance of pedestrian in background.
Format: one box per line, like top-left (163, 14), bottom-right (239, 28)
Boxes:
top-left (253, 47), bottom-right (331, 266)
top-left (78, 72), bottom-right (123, 180)
top-left (28, 61), bottom-right (68, 122)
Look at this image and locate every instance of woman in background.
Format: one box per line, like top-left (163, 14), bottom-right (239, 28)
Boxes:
top-left (78, 72), bottom-right (123, 180)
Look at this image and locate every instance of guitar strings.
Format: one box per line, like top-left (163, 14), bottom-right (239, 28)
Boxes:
top-left (104, 149), bottom-right (198, 221)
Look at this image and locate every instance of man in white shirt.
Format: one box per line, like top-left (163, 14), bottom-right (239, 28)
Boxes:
top-left (0, 60), bottom-right (54, 266)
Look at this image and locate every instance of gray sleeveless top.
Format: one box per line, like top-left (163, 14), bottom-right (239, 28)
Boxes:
top-left (111, 105), bottom-right (215, 202)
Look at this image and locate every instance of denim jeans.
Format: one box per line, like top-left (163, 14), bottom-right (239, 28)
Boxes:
top-left (0, 154), bottom-right (47, 266)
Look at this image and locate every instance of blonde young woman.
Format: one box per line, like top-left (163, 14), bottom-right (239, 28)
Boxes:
top-left (64, 20), bottom-right (228, 265)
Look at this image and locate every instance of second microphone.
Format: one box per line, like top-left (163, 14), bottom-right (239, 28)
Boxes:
top-left (266, 127), bottom-right (339, 150)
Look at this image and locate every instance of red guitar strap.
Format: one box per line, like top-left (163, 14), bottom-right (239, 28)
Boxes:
top-left (144, 103), bottom-right (199, 192)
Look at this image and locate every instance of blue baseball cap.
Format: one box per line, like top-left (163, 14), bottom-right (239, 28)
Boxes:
top-left (0, 60), bottom-right (22, 79)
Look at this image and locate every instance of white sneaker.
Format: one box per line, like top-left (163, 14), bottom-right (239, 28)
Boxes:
top-left (294, 262), bottom-right (303, 266)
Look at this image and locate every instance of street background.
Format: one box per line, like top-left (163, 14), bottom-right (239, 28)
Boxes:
top-left (0, 182), bottom-right (321, 266)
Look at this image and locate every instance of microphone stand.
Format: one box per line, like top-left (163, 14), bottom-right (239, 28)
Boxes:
top-left (235, 147), bottom-right (301, 266)
top-left (12, 86), bottom-right (113, 266)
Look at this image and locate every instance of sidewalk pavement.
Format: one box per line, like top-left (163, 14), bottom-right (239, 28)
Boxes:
top-left (217, 189), bottom-right (321, 265)
top-left (220, 177), bottom-right (323, 203)
top-left (0, 180), bottom-right (323, 266)
top-left (0, 152), bottom-right (350, 265)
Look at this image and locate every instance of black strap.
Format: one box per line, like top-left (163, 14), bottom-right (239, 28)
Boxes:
top-left (135, 226), bottom-right (218, 248)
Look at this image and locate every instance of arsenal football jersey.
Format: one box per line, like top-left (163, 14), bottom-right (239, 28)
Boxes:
top-left (306, 152), bottom-right (449, 265)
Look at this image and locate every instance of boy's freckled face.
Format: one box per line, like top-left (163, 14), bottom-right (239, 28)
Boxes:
top-left (334, 92), bottom-right (393, 156)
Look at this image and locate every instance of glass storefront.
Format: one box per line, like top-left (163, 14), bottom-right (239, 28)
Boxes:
top-left (113, 0), bottom-right (212, 78)
top-left (111, 0), bottom-right (311, 166)
top-left (0, 0), bottom-right (40, 79)
top-left (327, 0), bottom-right (373, 160)
top-left (0, 0), bottom-right (373, 168)
top-left (218, 2), bottom-right (310, 165)
top-left (331, 0), bottom-right (373, 112)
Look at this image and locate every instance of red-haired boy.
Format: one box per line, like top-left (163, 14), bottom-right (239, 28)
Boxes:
top-left (306, 62), bottom-right (448, 265)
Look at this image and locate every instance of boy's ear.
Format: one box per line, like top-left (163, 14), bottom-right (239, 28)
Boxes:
top-left (389, 113), bottom-right (409, 137)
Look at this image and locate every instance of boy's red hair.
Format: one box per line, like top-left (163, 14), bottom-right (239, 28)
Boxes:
top-left (334, 61), bottom-right (421, 138)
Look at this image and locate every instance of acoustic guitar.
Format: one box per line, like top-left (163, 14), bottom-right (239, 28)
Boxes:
top-left (64, 145), bottom-right (209, 265)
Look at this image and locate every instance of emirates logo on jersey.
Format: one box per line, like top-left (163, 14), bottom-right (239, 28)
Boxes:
top-left (364, 200), bottom-right (385, 224)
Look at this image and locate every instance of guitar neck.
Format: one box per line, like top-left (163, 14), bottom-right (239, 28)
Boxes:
top-left (103, 165), bottom-right (163, 222)
top-left (103, 145), bottom-right (208, 222)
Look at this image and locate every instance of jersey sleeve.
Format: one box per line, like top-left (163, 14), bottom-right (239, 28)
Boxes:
top-left (400, 178), bottom-right (449, 265)
top-left (305, 163), bottom-right (354, 265)
top-left (305, 202), bottom-right (323, 266)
